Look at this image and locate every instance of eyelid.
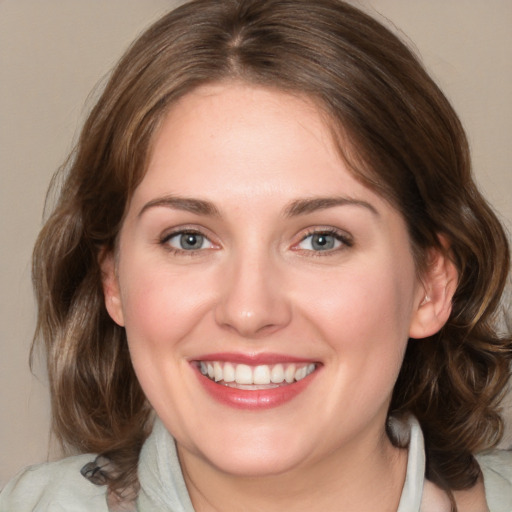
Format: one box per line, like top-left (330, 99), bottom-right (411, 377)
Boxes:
top-left (291, 227), bottom-right (353, 253)
top-left (159, 225), bottom-right (219, 254)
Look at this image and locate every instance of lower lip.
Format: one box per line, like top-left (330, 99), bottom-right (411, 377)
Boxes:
top-left (195, 367), bottom-right (318, 410)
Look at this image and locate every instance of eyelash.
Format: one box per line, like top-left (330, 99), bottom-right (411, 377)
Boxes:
top-left (158, 227), bottom-right (353, 257)
top-left (293, 228), bottom-right (353, 256)
top-left (159, 228), bottom-right (215, 256)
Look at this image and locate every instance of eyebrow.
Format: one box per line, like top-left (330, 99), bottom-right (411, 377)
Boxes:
top-left (138, 194), bottom-right (378, 219)
top-left (283, 196), bottom-right (379, 217)
top-left (138, 195), bottom-right (221, 218)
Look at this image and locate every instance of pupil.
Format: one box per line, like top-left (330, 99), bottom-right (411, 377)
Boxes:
top-left (181, 233), bottom-right (202, 249)
top-left (312, 234), bottom-right (334, 250)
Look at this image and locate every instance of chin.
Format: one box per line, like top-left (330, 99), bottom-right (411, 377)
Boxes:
top-left (202, 446), bottom-right (308, 477)
top-left (183, 424), bottom-right (315, 477)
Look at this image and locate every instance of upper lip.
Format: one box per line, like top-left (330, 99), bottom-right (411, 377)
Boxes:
top-left (191, 352), bottom-right (319, 365)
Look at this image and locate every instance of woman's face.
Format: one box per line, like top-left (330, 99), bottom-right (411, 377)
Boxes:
top-left (104, 82), bottom-right (427, 477)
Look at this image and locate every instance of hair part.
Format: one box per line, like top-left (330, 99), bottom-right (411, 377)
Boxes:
top-left (32, 0), bottom-right (511, 504)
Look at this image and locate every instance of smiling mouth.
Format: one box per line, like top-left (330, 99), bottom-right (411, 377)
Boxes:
top-left (196, 361), bottom-right (317, 389)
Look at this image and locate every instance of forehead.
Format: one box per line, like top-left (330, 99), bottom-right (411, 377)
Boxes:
top-left (135, 82), bottom-right (380, 208)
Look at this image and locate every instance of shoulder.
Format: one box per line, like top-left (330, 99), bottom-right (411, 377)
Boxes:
top-left (0, 454), bottom-right (109, 512)
top-left (476, 449), bottom-right (512, 512)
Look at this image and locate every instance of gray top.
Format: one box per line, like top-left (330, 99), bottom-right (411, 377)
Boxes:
top-left (1, 417), bottom-right (511, 511)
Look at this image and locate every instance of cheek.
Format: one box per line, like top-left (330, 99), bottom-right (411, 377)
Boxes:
top-left (298, 255), bottom-right (416, 382)
top-left (118, 259), bottom-right (213, 353)
top-left (303, 262), bottom-right (415, 341)
top-left (117, 262), bottom-right (213, 412)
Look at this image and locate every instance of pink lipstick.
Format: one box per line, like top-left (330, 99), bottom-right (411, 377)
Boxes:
top-left (191, 353), bottom-right (320, 409)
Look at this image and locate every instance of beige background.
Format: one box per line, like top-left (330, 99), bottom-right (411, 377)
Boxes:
top-left (1, 0), bottom-right (511, 487)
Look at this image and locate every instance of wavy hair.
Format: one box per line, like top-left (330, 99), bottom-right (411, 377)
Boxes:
top-left (32, 0), bottom-right (511, 504)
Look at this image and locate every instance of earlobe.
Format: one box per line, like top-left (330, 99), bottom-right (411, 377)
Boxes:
top-left (409, 244), bottom-right (458, 340)
top-left (99, 250), bottom-right (125, 327)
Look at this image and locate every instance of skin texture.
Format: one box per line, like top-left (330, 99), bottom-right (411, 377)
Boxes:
top-left (102, 82), bottom-right (459, 511)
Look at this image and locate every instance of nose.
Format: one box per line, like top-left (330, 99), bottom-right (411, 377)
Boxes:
top-left (214, 252), bottom-right (292, 338)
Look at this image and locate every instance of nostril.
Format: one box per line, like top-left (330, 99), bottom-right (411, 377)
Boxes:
top-left (213, 264), bottom-right (292, 337)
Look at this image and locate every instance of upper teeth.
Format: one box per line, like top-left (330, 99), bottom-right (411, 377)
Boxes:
top-left (199, 361), bottom-right (316, 385)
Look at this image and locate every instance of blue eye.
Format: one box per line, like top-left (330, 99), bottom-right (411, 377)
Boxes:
top-left (297, 232), bottom-right (347, 252)
top-left (165, 232), bottom-right (212, 251)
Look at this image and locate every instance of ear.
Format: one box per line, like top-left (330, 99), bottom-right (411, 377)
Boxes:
top-left (409, 242), bottom-right (458, 340)
top-left (99, 250), bottom-right (125, 327)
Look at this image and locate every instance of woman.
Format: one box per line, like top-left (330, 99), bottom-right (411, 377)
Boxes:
top-left (1, 0), bottom-right (511, 510)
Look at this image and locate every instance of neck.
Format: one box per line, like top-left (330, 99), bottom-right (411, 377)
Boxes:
top-left (178, 427), bottom-right (407, 512)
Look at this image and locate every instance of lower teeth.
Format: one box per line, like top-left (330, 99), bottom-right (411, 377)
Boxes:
top-left (221, 382), bottom-right (283, 390)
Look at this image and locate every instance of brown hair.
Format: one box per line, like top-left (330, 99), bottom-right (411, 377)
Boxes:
top-left (32, 0), bottom-right (511, 504)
